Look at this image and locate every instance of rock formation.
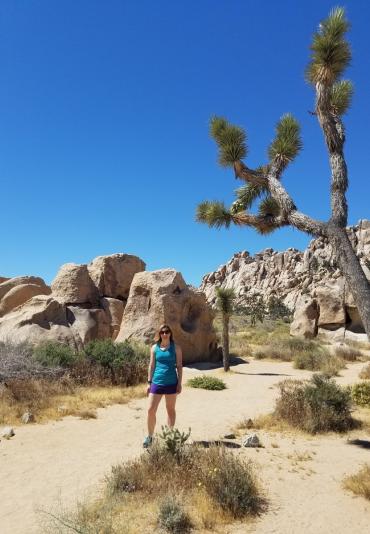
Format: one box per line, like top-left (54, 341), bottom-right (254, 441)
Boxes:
top-left (116, 269), bottom-right (218, 363)
top-left (0, 255), bottom-right (218, 362)
top-left (200, 220), bottom-right (370, 341)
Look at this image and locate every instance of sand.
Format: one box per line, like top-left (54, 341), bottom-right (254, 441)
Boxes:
top-left (0, 359), bottom-right (369, 533)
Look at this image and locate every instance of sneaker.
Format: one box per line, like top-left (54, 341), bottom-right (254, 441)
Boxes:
top-left (143, 435), bottom-right (153, 449)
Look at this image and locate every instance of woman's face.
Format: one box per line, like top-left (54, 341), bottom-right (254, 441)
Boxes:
top-left (159, 327), bottom-right (171, 340)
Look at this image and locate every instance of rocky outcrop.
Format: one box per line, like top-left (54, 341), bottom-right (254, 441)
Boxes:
top-left (0, 256), bottom-right (218, 362)
top-left (201, 220), bottom-right (370, 340)
top-left (116, 269), bottom-right (218, 363)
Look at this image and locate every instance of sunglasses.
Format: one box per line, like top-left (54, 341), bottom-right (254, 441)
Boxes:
top-left (160, 330), bottom-right (170, 335)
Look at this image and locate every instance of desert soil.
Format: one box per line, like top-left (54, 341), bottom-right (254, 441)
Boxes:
top-left (0, 359), bottom-right (369, 534)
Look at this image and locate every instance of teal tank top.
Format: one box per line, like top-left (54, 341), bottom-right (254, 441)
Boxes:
top-left (152, 341), bottom-right (178, 386)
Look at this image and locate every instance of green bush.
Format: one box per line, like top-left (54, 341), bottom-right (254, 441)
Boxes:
top-left (351, 382), bottom-right (370, 407)
top-left (275, 374), bottom-right (354, 433)
top-left (186, 375), bottom-right (226, 390)
top-left (158, 496), bottom-right (193, 533)
top-left (33, 341), bottom-right (78, 368)
top-left (200, 446), bottom-right (263, 518)
top-left (159, 426), bottom-right (191, 461)
top-left (84, 339), bottom-right (147, 385)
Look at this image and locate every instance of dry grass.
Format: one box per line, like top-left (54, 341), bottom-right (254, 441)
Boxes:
top-left (334, 345), bottom-right (363, 362)
top-left (343, 464), bottom-right (370, 500)
top-left (0, 380), bottom-right (146, 425)
top-left (235, 414), bottom-right (296, 435)
top-left (359, 363), bottom-right (370, 380)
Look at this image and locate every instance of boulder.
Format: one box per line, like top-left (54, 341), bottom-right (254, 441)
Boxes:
top-left (0, 276), bottom-right (49, 301)
top-left (314, 282), bottom-right (346, 329)
top-left (116, 269), bottom-right (218, 363)
top-left (290, 296), bottom-right (319, 338)
top-left (51, 264), bottom-right (99, 305)
top-left (100, 297), bottom-right (125, 340)
top-left (66, 306), bottom-right (111, 345)
top-left (88, 254), bottom-right (145, 300)
top-left (0, 277), bottom-right (10, 284)
top-left (0, 295), bottom-right (79, 349)
top-left (0, 283), bottom-right (51, 317)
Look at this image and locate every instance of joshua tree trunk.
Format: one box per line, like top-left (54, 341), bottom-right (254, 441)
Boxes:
top-left (222, 314), bottom-right (230, 372)
top-left (327, 223), bottom-right (370, 337)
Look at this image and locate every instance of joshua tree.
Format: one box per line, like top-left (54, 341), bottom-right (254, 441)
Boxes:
top-left (215, 287), bottom-right (236, 371)
top-left (196, 8), bottom-right (370, 340)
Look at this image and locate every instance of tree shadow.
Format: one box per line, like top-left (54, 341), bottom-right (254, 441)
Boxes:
top-left (347, 439), bottom-right (370, 449)
top-left (186, 356), bottom-right (248, 371)
top-left (233, 371), bottom-right (292, 377)
top-left (192, 440), bottom-right (241, 449)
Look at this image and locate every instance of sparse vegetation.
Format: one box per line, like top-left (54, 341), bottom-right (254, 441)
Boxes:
top-left (334, 345), bottom-right (363, 362)
top-left (359, 363), bottom-right (370, 380)
top-left (343, 464), bottom-right (370, 500)
top-left (351, 382), bottom-right (370, 407)
top-left (186, 375), bottom-right (226, 390)
top-left (158, 496), bottom-right (193, 533)
top-left (275, 374), bottom-right (355, 433)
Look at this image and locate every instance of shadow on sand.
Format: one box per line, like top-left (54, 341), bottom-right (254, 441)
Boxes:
top-left (186, 356), bottom-right (248, 371)
top-left (347, 439), bottom-right (370, 449)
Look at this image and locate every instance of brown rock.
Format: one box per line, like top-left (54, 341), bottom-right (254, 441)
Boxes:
top-left (51, 264), bottom-right (99, 305)
top-left (0, 276), bottom-right (49, 301)
top-left (290, 296), bottom-right (319, 338)
top-left (315, 283), bottom-right (346, 328)
top-left (66, 306), bottom-right (111, 345)
top-left (0, 283), bottom-right (51, 318)
top-left (88, 254), bottom-right (145, 300)
top-left (100, 297), bottom-right (125, 340)
top-left (116, 269), bottom-right (217, 363)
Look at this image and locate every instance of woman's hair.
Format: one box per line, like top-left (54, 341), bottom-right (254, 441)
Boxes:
top-left (154, 324), bottom-right (174, 344)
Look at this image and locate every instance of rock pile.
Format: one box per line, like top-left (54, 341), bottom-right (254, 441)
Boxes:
top-left (200, 220), bottom-right (370, 341)
top-left (0, 254), bottom-right (217, 363)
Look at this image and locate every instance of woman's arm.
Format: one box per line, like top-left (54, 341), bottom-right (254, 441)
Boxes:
top-left (148, 345), bottom-right (156, 383)
top-left (175, 344), bottom-right (183, 393)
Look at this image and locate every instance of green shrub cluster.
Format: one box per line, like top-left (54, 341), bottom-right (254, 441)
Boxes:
top-left (186, 375), bottom-right (226, 390)
top-left (33, 341), bottom-right (79, 368)
top-left (275, 374), bottom-right (354, 433)
top-left (351, 382), bottom-right (370, 407)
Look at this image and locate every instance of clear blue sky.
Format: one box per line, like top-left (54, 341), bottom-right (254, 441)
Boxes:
top-left (1, 0), bottom-right (369, 287)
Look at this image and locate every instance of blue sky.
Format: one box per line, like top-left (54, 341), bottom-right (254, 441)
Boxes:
top-left (1, 0), bottom-right (369, 287)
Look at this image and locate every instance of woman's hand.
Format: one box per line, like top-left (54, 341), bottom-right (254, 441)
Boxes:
top-left (176, 383), bottom-right (182, 394)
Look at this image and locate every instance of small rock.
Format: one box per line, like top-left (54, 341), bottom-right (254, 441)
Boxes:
top-left (241, 433), bottom-right (262, 448)
top-left (223, 433), bottom-right (236, 440)
top-left (21, 412), bottom-right (34, 424)
top-left (2, 427), bottom-right (15, 439)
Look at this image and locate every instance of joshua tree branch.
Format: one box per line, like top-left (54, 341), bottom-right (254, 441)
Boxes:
top-left (316, 82), bottom-right (348, 227)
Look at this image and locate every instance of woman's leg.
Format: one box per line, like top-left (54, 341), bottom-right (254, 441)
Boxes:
top-left (165, 394), bottom-right (177, 429)
top-left (147, 393), bottom-right (162, 436)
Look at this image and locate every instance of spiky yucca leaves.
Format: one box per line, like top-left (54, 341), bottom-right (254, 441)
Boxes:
top-left (210, 116), bottom-right (247, 167)
top-left (330, 80), bottom-right (353, 115)
top-left (306, 7), bottom-right (351, 86)
top-left (196, 201), bottom-right (233, 228)
top-left (215, 287), bottom-right (236, 315)
top-left (268, 114), bottom-right (302, 169)
top-left (235, 182), bottom-right (269, 210)
top-left (258, 196), bottom-right (281, 218)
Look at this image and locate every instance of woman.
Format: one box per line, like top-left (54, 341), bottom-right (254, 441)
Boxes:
top-left (143, 324), bottom-right (183, 448)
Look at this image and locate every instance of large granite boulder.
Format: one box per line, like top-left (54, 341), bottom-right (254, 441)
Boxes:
top-left (66, 306), bottom-right (111, 345)
top-left (88, 254), bottom-right (145, 300)
top-left (0, 283), bottom-right (51, 318)
top-left (0, 295), bottom-right (79, 349)
top-left (290, 296), bottom-right (319, 338)
top-left (314, 282), bottom-right (346, 329)
top-left (99, 297), bottom-right (125, 340)
top-left (116, 269), bottom-right (218, 363)
top-left (51, 264), bottom-right (99, 306)
top-left (0, 276), bottom-right (49, 301)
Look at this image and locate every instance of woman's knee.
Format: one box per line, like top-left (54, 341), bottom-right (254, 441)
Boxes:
top-left (148, 405), bottom-right (158, 416)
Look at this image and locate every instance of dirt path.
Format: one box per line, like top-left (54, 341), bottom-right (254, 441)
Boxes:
top-left (0, 359), bottom-right (369, 533)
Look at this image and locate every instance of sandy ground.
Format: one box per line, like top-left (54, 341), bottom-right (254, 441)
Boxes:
top-left (0, 359), bottom-right (369, 534)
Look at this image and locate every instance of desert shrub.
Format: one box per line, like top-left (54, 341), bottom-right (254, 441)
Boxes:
top-left (107, 431), bottom-right (264, 520)
top-left (343, 464), bottom-right (370, 500)
top-left (275, 374), bottom-right (354, 433)
top-left (334, 345), bottom-right (362, 362)
top-left (319, 354), bottom-right (346, 377)
top-left (294, 351), bottom-right (344, 376)
top-left (33, 341), bottom-right (79, 368)
top-left (158, 496), bottom-right (193, 533)
top-left (351, 382), bottom-right (370, 407)
top-left (255, 337), bottom-right (328, 364)
top-left (267, 296), bottom-right (292, 321)
top-left (159, 426), bottom-right (191, 461)
top-left (0, 341), bottom-right (64, 380)
top-left (199, 446), bottom-right (263, 518)
top-left (84, 339), bottom-right (147, 385)
top-left (359, 363), bottom-right (370, 380)
top-left (186, 375), bottom-right (226, 390)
